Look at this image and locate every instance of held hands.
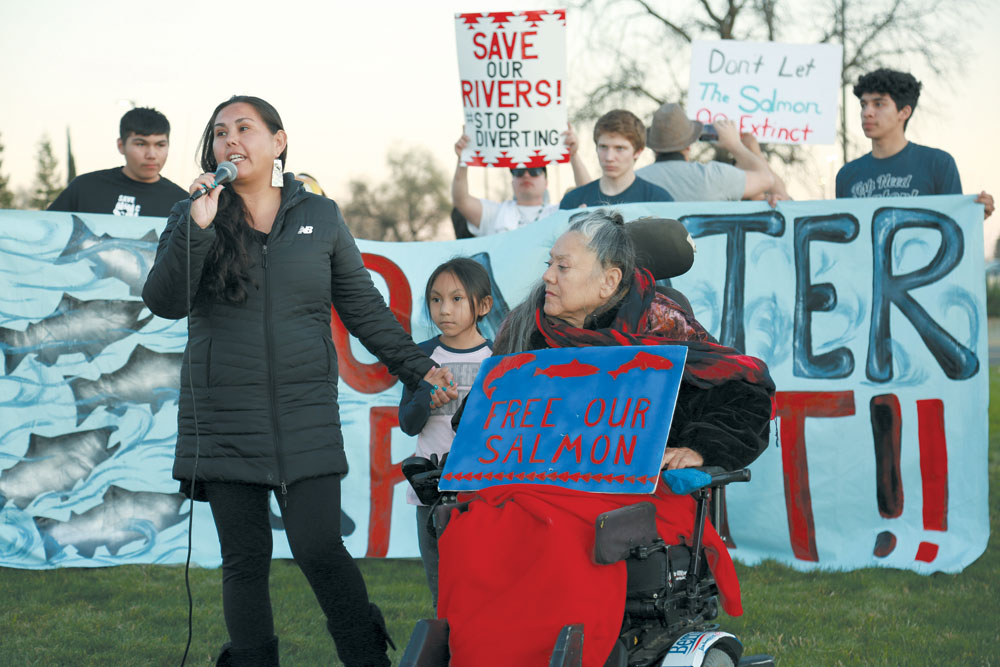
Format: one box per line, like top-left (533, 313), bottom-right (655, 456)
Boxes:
top-left (660, 446), bottom-right (705, 471)
top-left (423, 366), bottom-right (459, 409)
top-left (189, 173), bottom-right (224, 229)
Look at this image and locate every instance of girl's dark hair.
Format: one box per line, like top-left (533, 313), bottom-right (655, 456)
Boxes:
top-left (196, 96), bottom-right (287, 304)
top-left (425, 257), bottom-right (493, 325)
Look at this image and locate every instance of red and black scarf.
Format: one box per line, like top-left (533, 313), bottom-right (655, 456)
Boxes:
top-left (535, 268), bottom-right (774, 392)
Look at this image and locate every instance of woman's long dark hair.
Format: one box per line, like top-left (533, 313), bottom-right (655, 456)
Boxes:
top-left (196, 95), bottom-right (288, 304)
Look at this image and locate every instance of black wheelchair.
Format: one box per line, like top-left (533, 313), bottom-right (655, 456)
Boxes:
top-left (398, 455), bottom-right (775, 667)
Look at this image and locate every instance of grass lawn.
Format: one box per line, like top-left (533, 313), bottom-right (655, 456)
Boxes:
top-left (2, 372), bottom-right (996, 666)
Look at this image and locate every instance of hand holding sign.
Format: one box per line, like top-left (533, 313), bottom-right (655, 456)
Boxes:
top-left (562, 122), bottom-right (580, 156)
top-left (454, 131), bottom-right (471, 161)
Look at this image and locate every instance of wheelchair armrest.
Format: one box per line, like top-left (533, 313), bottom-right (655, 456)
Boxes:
top-left (662, 466), bottom-right (748, 496)
top-left (593, 501), bottom-right (659, 565)
top-left (703, 467), bottom-right (751, 487)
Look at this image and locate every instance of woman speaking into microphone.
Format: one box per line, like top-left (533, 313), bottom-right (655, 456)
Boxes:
top-left (142, 95), bottom-right (454, 666)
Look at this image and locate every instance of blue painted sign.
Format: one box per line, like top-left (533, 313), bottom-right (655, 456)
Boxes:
top-left (441, 345), bottom-right (688, 494)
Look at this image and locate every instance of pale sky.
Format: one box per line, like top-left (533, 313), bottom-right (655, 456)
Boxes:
top-left (2, 0), bottom-right (998, 253)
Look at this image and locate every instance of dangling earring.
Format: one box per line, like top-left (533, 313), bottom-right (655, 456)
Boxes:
top-left (271, 159), bottom-right (283, 187)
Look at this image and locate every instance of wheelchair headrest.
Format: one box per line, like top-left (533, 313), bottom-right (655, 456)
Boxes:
top-left (624, 217), bottom-right (695, 280)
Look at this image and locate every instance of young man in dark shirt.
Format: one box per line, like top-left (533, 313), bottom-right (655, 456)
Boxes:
top-left (836, 68), bottom-right (993, 218)
top-left (48, 107), bottom-right (187, 217)
top-left (560, 109), bottom-right (673, 209)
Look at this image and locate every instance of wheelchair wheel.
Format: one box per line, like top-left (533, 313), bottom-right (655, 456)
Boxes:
top-left (702, 647), bottom-right (735, 667)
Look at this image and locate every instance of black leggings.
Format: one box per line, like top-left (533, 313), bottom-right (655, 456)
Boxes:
top-left (204, 475), bottom-right (370, 648)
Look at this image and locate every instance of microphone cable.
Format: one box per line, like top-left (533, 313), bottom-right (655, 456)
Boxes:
top-left (179, 207), bottom-right (204, 667)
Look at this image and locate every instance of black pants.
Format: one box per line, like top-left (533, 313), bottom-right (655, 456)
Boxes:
top-left (205, 474), bottom-right (370, 649)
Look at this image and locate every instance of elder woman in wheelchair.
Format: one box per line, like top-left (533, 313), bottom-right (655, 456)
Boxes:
top-left (403, 209), bottom-right (775, 667)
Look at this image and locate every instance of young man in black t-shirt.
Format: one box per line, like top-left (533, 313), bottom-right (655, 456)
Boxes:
top-left (48, 107), bottom-right (187, 217)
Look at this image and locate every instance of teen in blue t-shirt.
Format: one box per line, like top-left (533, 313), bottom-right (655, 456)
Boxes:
top-left (836, 142), bottom-right (961, 198)
top-left (836, 68), bottom-right (992, 218)
top-left (560, 175), bottom-right (673, 209)
top-left (559, 109), bottom-right (674, 209)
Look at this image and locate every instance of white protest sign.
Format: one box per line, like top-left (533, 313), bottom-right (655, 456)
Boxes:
top-left (455, 9), bottom-right (568, 167)
top-left (687, 39), bottom-right (842, 145)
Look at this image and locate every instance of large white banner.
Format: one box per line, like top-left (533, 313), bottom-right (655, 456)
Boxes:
top-left (455, 9), bottom-right (568, 167)
top-left (687, 39), bottom-right (842, 145)
top-left (0, 197), bottom-right (988, 575)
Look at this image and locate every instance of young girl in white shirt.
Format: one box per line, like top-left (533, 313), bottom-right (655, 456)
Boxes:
top-left (398, 258), bottom-right (494, 609)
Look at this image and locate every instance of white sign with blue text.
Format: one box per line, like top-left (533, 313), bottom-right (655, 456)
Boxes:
top-left (687, 39), bottom-right (842, 145)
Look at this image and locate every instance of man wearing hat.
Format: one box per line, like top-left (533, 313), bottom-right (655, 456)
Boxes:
top-left (451, 126), bottom-right (590, 236)
top-left (636, 103), bottom-right (776, 202)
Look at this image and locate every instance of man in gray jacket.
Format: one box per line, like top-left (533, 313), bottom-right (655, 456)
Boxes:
top-left (636, 103), bottom-right (782, 202)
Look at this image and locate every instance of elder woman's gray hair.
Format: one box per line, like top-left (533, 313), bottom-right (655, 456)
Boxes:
top-left (567, 208), bottom-right (635, 280)
top-left (494, 209), bottom-right (636, 355)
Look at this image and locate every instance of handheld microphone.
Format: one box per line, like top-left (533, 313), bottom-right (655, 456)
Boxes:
top-left (190, 161), bottom-right (238, 200)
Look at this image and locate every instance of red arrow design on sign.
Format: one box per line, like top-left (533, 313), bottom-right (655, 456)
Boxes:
top-left (486, 11), bottom-right (516, 27)
top-left (456, 12), bottom-right (483, 28)
top-left (521, 9), bottom-right (548, 26)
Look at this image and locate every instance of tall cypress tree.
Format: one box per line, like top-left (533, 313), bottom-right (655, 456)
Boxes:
top-left (0, 133), bottom-right (14, 210)
top-left (29, 135), bottom-right (63, 210)
top-left (66, 127), bottom-right (77, 184)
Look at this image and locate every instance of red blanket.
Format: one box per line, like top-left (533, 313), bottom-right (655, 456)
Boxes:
top-left (437, 483), bottom-right (741, 667)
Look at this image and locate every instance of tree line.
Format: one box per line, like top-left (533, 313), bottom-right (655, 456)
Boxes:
top-left (0, 133), bottom-right (63, 210)
top-left (0, 132), bottom-right (451, 242)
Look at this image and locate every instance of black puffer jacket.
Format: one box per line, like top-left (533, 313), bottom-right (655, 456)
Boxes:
top-left (142, 175), bottom-right (433, 499)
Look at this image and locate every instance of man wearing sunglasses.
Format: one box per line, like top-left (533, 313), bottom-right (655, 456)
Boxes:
top-left (452, 126), bottom-right (589, 237)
